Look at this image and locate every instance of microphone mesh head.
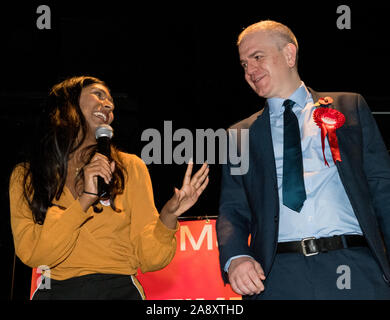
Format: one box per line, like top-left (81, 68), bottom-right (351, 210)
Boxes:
top-left (95, 124), bottom-right (114, 140)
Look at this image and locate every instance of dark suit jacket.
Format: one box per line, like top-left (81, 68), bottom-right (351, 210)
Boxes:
top-left (216, 88), bottom-right (390, 285)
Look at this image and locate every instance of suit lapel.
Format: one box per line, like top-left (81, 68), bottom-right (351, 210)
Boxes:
top-left (308, 88), bottom-right (320, 105)
top-left (250, 102), bottom-right (273, 160)
top-left (249, 102), bottom-right (278, 193)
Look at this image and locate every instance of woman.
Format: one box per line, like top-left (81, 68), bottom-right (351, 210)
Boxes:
top-left (9, 76), bottom-right (209, 300)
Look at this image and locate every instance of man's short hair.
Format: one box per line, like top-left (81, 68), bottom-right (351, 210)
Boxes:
top-left (237, 20), bottom-right (299, 65)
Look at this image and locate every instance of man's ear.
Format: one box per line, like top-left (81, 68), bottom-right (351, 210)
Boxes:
top-left (283, 43), bottom-right (297, 68)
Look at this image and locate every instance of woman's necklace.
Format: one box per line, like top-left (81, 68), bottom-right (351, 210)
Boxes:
top-left (69, 162), bottom-right (83, 179)
top-left (69, 155), bottom-right (84, 178)
top-left (75, 166), bottom-right (81, 177)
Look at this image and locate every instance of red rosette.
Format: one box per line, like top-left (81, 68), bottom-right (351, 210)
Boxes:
top-left (313, 107), bottom-right (345, 166)
top-left (313, 107), bottom-right (345, 129)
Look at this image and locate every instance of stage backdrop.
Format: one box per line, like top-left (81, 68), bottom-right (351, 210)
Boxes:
top-left (30, 218), bottom-right (240, 300)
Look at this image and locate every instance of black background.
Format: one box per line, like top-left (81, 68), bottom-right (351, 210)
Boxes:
top-left (1, 1), bottom-right (390, 300)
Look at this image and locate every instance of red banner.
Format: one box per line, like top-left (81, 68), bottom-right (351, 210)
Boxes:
top-left (31, 218), bottom-right (240, 300)
top-left (137, 218), bottom-right (240, 300)
top-left (30, 267), bottom-right (41, 299)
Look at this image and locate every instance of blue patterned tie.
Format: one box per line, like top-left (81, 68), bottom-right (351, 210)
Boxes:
top-left (282, 99), bottom-right (306, 212)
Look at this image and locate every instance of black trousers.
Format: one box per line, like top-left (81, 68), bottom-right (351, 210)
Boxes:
top-left (244, 247), bottom-right (390, 300)
top-left (32, 273), bottom-right (143, 300)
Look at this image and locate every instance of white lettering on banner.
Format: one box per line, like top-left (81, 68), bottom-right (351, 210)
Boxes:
top-left (180, 224), bottom-right (213, 251)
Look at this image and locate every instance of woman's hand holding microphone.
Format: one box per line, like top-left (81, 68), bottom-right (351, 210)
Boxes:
top-left (78, 153), bottom-right (115, 212)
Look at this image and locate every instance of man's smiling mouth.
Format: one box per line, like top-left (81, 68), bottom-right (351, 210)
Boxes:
top-left (253, 75), bottom-right (266, 84)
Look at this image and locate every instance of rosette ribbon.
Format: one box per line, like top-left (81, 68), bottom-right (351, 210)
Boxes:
top-left (313, 100), bottom-right (345, 166)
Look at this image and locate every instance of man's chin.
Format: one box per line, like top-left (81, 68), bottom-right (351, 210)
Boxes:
top-left (254, 87), bottom-right (268, 98)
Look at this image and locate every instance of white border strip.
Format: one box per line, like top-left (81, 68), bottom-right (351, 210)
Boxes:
top-left (131, 275), bottom-right (144, 300)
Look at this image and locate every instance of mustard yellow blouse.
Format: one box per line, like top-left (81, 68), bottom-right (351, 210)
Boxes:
top-left (9, 153), bottom-right (179, 290)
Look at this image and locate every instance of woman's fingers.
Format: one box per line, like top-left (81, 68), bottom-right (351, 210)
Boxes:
top-left (162, 162), bottom-right (210, 219)
top-left (84, 153), bottom-right (114, 186)
top-left (178, 163), bottom-right (209, 204)
top-left (190, 163), bottom-right (209, 188)
top-left (178, 162), bottom-right (209, 199)
top-left (196, 175), bottom-right (209, 197)
top-left (86, 161), bottom-right (112, 184)
top-left (194, 165), bottom-right (209, 188)
top-left (182, 161), bottom-right (194, 186)
top-left (173, 187), bottom-right (184, 205)
top-left (182, 161), bottom-right (209, 186)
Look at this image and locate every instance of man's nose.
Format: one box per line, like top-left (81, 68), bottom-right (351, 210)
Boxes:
top-left (246, 61), bottom-right (258, 75)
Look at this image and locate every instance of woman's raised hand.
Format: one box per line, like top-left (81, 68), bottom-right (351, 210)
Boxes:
top-left (160, 162), bottom-right (209, 228)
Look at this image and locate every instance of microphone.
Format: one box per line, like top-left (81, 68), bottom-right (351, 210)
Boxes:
top-left (95, 124), bottom-right (114, 200)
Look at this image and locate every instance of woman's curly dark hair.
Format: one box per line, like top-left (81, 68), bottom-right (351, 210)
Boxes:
top-left (22, 76), bottom-right (126, 224)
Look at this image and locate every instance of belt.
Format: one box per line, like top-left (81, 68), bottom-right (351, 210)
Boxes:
top-left (277, 235), bottom-right (367, 256)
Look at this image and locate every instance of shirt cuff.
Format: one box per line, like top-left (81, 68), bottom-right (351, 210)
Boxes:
top-left (154, 217), bottom-right (179, 244)
top-left (224, 254), bottom-right (254, 272)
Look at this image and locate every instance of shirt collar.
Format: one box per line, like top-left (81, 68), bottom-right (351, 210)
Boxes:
top-left (268, 81), bottom-right (312, 115)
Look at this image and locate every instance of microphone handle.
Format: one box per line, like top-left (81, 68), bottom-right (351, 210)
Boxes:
top-left (98, 176), bottom-right (110, 199)
top-left (97, 136), bottom-right (111, 199)
top-left (97, 136), bottom-right (111, 157)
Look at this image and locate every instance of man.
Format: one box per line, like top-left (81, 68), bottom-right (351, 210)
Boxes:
top-left (216, 20), bottom-right (390, 299)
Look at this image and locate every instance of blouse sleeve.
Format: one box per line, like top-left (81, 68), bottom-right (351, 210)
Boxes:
top-left (127, 156), bottom-right (179, 273)
top-left (9, 165), bottom-right (94, 268)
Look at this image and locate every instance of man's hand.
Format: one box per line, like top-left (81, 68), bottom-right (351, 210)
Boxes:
top-left (228, 256), bottom-right (266, 296)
